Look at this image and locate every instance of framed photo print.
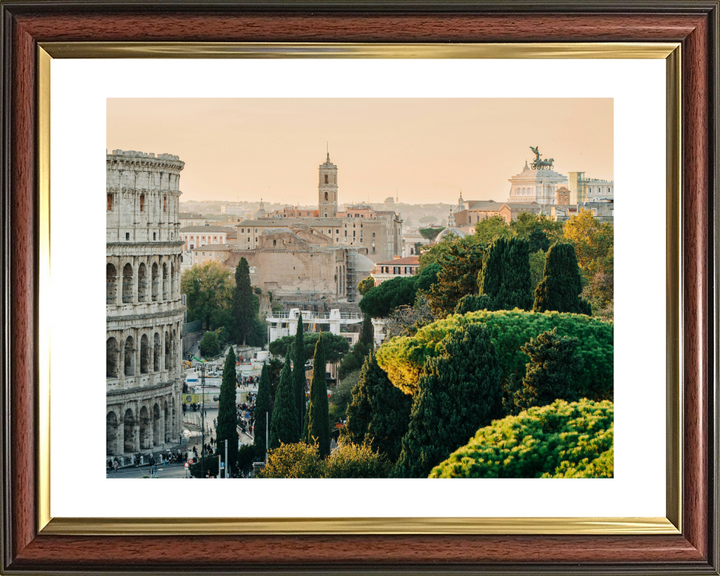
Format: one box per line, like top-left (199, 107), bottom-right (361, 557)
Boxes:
top-left (1, 1), bottom-right (717, 574)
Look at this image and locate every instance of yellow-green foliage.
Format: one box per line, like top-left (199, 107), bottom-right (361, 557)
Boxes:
top-left (429, 399), bottom-right (613, 478)
top-left (259, 442), bottom-right (325, 478)
top-left (259, 441), bottom-right (391, 478)
top-left (376, 310), bottom-right (613, 397)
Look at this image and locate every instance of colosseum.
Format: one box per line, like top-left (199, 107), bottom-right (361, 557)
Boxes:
top-left (105, 149), bottom-right (185, 461)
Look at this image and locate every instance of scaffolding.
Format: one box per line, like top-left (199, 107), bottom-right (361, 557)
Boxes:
top-left (346, 248), bottom-right (360, 303)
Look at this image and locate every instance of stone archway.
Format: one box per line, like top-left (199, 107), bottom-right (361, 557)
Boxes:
top-left (164, 399), bottom-right (171, 443)
top-left (123, 409), bottom-right (135, 453)
top-left (106, 411), bottom-right (118, 455)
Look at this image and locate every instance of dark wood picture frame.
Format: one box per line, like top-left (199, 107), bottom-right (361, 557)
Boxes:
top-left (1, 1), bottom-right (718, 573)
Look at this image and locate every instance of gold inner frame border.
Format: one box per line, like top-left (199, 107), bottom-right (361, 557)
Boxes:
top-left (36, 41), bottom-right (682, 536)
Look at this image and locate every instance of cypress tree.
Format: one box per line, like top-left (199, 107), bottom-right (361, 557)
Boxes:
top-left (477, 237), bottom-right (533, 311)
top-left (269, 354), bottom-right (299, 449)
top-left (254, 363), bottom-right (272, 458)
top-left (394, 323), bottom-right (502, 478)
top-left (514, 328), bottom-right (582, 411)
top-left (232, 257), bottom-right (255, 345)
top-left (533, 242), bottom-right (591, 314)
top-left (343, 353), bottom-right (412, 462)
top-left (292, 314), bottom-right (306, 434)
top-left (307, 333), bottom-right (330, 457)
top-left (216, 347), bottom-right (238, 474)
top-left (360, 314), bottom-right (374, 348)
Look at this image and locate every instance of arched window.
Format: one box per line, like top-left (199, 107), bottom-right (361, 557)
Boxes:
top-left (153, 333), bottom-right (161, 372)
top-left (151, 263), bottom-right (158, 301)
top-left (137, 263), bottom-right (147, 302)
top-left (171, 329), bottom-right (176, 370)
top-left (140, 334), bottom-right (149, 374)
top-left (106, 263), bottom-right (117, 305)
top-left (162, 263), bottom-right (168, 300)
top-left (106, 338), bottom-right (118, 377)
top-left (139, 193), bottom-right (145, 212)
top-left (122, 263), bottom-right (133, 303)
top-left (170, 262), bottom-right (175, 299)
top-left (107, 194), bottom-right (113, 211)
top-left (124, 336), bottom-right (135, 376)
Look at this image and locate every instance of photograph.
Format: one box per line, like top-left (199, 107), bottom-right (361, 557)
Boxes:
top-left (105, 98), bottom-right (615, 480)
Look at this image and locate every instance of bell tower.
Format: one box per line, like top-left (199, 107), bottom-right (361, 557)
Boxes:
top-left (318, 148), bottom-right (338, 218)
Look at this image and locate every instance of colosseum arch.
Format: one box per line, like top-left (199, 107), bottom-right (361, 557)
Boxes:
top-left (106, 337), bottom-right (119, 377)
top-left (138, 263), bottom-right (147, 302)
top-left (122, 263), bottom-right (134, 303)
top-left (139, 406), bottom-right (151, 449)
top-left (153, 332), bottom-right (161, 372)
top-left (106, 263), bottom-right (117, 305)
top-left (107, 411), bottom-right (118, 455)
top-left (123, 409), bottom-right (135, 453)
top-left (170, 329), bottom-right (176, 370)
top-left (153, 403), bottom-right (162, 447)
top-left (140, 334), bottom-right (149, 374)
top-left (151, 263), bottom-right (159, 302)
top-left (124, 336), bottom-right (135, 376)
top-left (162, 263), bottom-right (168, 300)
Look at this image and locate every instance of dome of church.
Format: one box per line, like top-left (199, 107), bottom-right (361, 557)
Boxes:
top-left (253, 199), bottom-right (267, 219)
top-left (435, 209), bottom-right (466, 242)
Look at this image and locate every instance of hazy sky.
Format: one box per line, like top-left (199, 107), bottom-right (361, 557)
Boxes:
top-left (107, 98), bottom-right (613, 205)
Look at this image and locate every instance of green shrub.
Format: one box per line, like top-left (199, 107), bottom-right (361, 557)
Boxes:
top-left (199, 331), bottom-right (221, 357)
top-left (429, 399), bottom-right (613, 478)
top-left (376, 309), bottom-right (612, 401)
top-left (326, 443), bottom-right (391, 478)
top-left (259, 442), bottom-right (325, 478)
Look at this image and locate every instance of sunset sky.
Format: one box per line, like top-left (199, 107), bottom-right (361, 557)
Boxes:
top-left (107, 98), bottom-right (613, 205)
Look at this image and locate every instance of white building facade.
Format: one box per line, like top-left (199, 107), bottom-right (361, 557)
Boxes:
top-left (106, 150), bottom-right (185, 460)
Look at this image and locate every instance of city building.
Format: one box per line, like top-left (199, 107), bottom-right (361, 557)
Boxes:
top-left (371, 255), bottom-right (420, 286)
top-left (265, 308), bottom-right (363, 349)
top-left (233, 152), bottom-right (402, 264)
top-left (106, 149), bottom-right (185, 460)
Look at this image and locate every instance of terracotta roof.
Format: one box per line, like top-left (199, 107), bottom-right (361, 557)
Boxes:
top-left (180, 225), bottom-right (235, 233)
top-left (374, 256), bottom-right (420, 266)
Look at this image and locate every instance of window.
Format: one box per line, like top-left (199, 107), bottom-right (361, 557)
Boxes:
top-left (125, 232), bottom-right (130, 241)
top-left (372, 232), bottom-right (376, 237)
top-left (255, 237), bottom-right (258, 243)
top-left (153, 232), bottom-right (156, 241)
top-left (163, 195), bottom-right (167, 212)
top-left (255, 229), bottom-right (258, 233)
top-left (324, 192), bottom-right (328, 201)
top-left (325, 175), bottom-right (328, 184)
top-left (107, 194), bottom-right (113, 211)
top-left (139, 194), bottom-right (145, 212)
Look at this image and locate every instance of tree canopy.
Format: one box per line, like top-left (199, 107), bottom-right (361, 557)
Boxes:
top-left (232, 257), bottom-right (256, 345)
top-left (306, 334), bottom-right (330, 457)
top-left (359, 263), bottom-right (439, 319)
top-left (394, 323), bottom-right (503, 478)
top-left (269, 331), bottom-right (350, 363)
top-left (430, 399), bottom-right (614, 478)
top-left (533, 242), bottom-right (591, 315)
top-left (473, 215), bottom-right (513, 246)
top-left (181, 262), bottom-right (234, 330)
top-left (216, 348), bottom-right (238, 473)
top-left (269, 355), bottom-right (299, 448)
top-left (477, 237), bottom-right (533, 311)
top-left (376, 309), bottom-right (613, 402)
